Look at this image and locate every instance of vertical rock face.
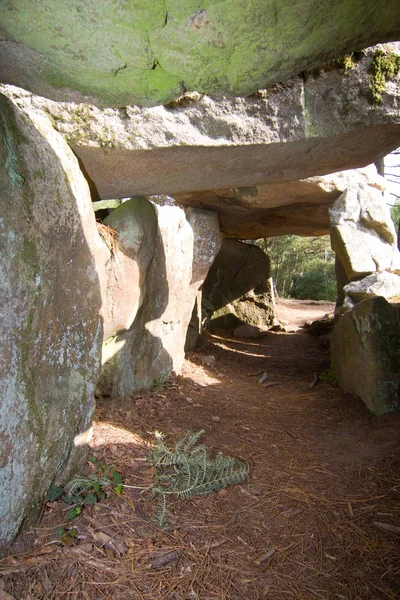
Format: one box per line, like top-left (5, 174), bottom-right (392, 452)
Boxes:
top-left (331, 297), bottom-right (400, 415)
top-left (329, 184), bottom-right (400, 280)
top-left (203, 240), bottom-right (274, 330)
top-left (0, 95), bottom-right (105, 550)
top-left (102, 198), bottom-right (158, 340)
top-left (97, 203), bottom-right (220, 397)
top-left (329, 184), bottom-right (400, 311)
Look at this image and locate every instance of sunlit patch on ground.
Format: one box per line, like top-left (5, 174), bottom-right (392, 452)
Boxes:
top-left (90, 421), bottom-right (148, 449)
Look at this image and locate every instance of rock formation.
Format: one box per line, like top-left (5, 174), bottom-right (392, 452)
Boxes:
top-left (97, 202), bottom-right (220, 397)
top-left (1, 1), bottom-right (399, 107)
top-left (343, 272), bottom-right (400, 303)
top-left (1, 6), bottom-right (400, 552)
top-left (331, 297), bottom-right (400, 415)
top-left (177, 165), bottom-right (389, 238)
top-left (329, 183), bottom-right (400, 310)
top-left (0, 91), bottom-right (221, 549)
top-left (202, 240), bottom-right (274, 331)
top-left (2, 46), bottom-right (399, 238)
top-left (0, 94), bottom-right (106, 550)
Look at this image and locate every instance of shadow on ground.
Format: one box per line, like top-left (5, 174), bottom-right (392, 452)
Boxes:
top-left (2, 328), bottom-right (400, 599)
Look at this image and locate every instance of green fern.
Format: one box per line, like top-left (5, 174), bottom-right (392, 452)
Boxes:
top-left (148, 430), bottom-right (249, 528)
top-left (65, 475), bottom-right (113, 496)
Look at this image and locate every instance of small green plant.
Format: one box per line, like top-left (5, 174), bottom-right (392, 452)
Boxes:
top-left (55, 526), bottom-right (77, 545)
top-left (320, 366), bottom-right (338, 386)
top-left (335, 50), bottom-right (366, 75)
top-left (48, 457), bottom-right (123, 521)
top-left (148, 430), bottom-right (249, 528)
top-left (369, 48), bottom-right (400, 105)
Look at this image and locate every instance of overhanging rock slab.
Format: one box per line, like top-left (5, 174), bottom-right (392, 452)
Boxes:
top-left (2, 48), bottom-right (399, 240)
top-left (0, 1), bottom-right (399, 107)
top-left (176, 165), bottom-right (386, 238)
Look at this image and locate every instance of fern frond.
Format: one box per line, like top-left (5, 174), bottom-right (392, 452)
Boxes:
top-left (65, 475), bottom-right (112, 496)
top-left (149, 430), bottom-right (250, 528)
top-left (156, 493), bottom-right (169, 529)
top-left (179, 430), bottom-right (205, 452)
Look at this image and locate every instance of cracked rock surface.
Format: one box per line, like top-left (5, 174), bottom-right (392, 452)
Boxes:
top-left (0, 0), bottom-right (399, 106)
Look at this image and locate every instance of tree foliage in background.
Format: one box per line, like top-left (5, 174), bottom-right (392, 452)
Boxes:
top-left (291, 260), bottom-right (337, 301)
top-left (386, 148), bottom-right (400, 249)
top-left (256, 235), bottom-right (336, 301)
top-left (392, 201), bottom-right (400, 247)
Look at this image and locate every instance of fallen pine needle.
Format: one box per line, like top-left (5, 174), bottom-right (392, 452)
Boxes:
top-left (256, 548), bottom-right (276, 565)
top-left (373, 521), bottom-right (400, 536)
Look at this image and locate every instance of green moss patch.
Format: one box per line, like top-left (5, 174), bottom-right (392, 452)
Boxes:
top-left (369, 48), bottom-right (400, 105)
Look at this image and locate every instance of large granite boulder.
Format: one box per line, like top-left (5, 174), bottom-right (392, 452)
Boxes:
top-left (0, 1), bottom-right (399, 107)
top-left (0, 94), bottom-right (106, 550)
top-left (203, 240), bottom-right (274, 331)
top-left (331, 297), bottom-right (400, 415)
top-left (344, 272), bottom-right (400, 303)
top-left (329, 184), bottom-right (400, 280)
top-left (97, 204), bottom-right (220, 397)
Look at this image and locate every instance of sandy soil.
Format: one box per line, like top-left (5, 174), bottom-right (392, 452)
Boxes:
top-left (275, 298), bottom-right (335, 331)
top-left (1, 301), bottom-right (399, 600)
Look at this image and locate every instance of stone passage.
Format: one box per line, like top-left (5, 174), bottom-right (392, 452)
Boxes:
top-left (203, 240), bottom-right (274, 331)
top-left (0, 94), bottom-right (105, 549)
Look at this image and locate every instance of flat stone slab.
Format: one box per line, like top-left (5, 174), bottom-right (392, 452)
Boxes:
top-left (2, 47), bottom-right (400, 237)
top-left (176, 165), bottom-right (386, 238)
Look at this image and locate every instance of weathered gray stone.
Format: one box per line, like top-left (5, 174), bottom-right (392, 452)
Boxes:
top-left (0, 94), bottom-right (106, 550)
top-left (329, 184), bottom-right (400, 280)
top-left (331, 297), bottom-right (400, 414)
top-left (334, 255), bottom-right (351, 313)
top-left (1, 46), bottom-right (399, 242)
top-left (97, 205), bottom-right (220, 397)
top-left (185, 290), bottom-right (202, 352)
top-left (344, 272), bottom-right (400, 302)
top-left (203, 240), bottom-right (274, 331)
top-left (1, 2), bottom-right (399, 107)
top-left (177, 164), bottom-right (387, 238)
top-left (233, 324), bottom-right (263, 339)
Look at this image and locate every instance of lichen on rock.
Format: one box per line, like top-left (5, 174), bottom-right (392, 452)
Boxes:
top-left (369, 47), bottom-right (400, 105)
top-left (0, 93), bottom-right (106, 550)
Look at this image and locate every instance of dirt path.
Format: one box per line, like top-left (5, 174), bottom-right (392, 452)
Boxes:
top-left (275, 298), bottom-right (335, 330)
top-left (2, 302), bottom-right (400, 599)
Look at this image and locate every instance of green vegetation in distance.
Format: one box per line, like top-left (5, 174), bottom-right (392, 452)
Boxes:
top-left (256, 235), bottom-right (337, 301)
top-left (391, 200), bottom-right (400, 249)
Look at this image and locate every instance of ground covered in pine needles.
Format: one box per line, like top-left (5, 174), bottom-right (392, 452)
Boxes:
top-left (1, 302), bottom-right (400, 600)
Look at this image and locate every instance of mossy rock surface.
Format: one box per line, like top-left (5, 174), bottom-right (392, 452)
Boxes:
top-left (1, 0), bottom-right (400, 106)
top-left (331, 297), bottom-right (400, 415)
top-left (0, 94), bottom-right (104, 550)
